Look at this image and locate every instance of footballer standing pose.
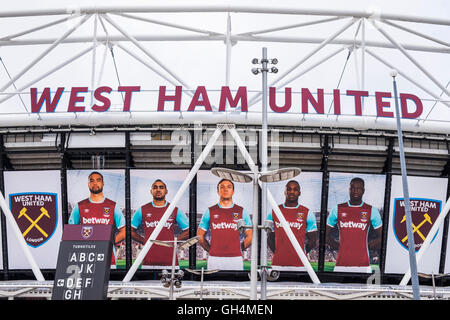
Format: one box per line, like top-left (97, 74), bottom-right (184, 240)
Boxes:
top-left (326, 177), bottom-right (382, 273)
top-left (267, 180), bottom-right (318, 271)
top-left (68, 171), bottom-right (126, 268)
top-left (131, 179), bottom-right (189, 269)
top-left (197, 179), bottom-right (252, 271)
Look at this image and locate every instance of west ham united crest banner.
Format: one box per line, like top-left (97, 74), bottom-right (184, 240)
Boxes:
top-left (9, 192), bottom-right (58, 248)
top-left (392, 198), bottom-right (441, 252)
top-left (385, 175), bottom-right (448, 275)
top-left (4, 171), bottom-right (63, 269)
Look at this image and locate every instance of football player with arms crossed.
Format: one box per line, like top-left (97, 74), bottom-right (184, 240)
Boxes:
top-left (267, 180), bottom-right (318, 271)
top-left (68, 171), bottom-right (126, 268)
top-left (131, 179), bottom-right (189, 269)
top-left (326, 177), bottom-right (382, 273)
top-left (197, 178), bottom-right (252, 271)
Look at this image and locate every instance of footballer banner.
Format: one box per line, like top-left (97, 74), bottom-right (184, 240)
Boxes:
top-left (130, 169), bottom-right (190, 270)
top-left (385, 175), bottom-right (448, 274)
top-left (67, 169), bottom-right (125, 269)
top-left (196, 170), bottom-right (254, 271)
top-left (326, 173), bottom-right (386, 273)
top-left (4, 171), bottom-right (63, 269)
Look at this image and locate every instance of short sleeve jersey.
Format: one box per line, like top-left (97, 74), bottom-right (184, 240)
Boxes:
top-left (327, 201), bottom-right (382, 267)
top-left (199, 203), bottom-right (252, 257)
top-left (68, 197), bottom-right (125, 266)
top-left (131, 201), bottom-right (189, 266)
top-left (267, 204), bottom-right (317, 266)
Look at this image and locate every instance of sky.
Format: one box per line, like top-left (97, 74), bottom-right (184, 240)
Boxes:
top-left (0, 0), bottom-right (448, 131)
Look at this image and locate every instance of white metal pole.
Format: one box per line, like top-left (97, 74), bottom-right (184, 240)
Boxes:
top-left (114, 42), bottom-right (194, 99)
top-left (260, 47), bottom-right (269, 299)
top-left (238, 16), bottom-right (343, 36)
top-left (229, 128), bottom-right (320, 284)
top-left (249, 174), bottom-right (259, 300)
top-left (0, 14), bottom-right (91, 93)
top-left (0, 15), bottom-right (76, 41)
top-left (374, 21), bottom-right (450, 98)
top-left (102, 14), bottom-right (194, 92)
top-left (382, 19), bottom-right (450, 48)
top-left (0, 191), bottom-right (45, 281)
top-left (392, 72), bottom-right (420, 300)
top-left (400, 196), bottom-right (450, 286)
top-left (225, 13), bottom-right (232, 87)
top-left (123, 127), bottom-right (223, 282)
top-left (169, 236), bottom-right (177, 300)
top-left (113, 12), bottom-right (220, 36)
top-left (0, 44), bottom-right (97, 105)
top-left (365, 48), bottom-right (450, 109)
top-left (90, 14), bottom-right (98, 107)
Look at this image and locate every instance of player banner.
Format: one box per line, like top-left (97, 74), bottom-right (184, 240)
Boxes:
top-left (67, 169), bottom-right (125, 269)
top-left (326, 172), bottom-right (386, 273)
top-left (130, 169), bottom-right (190, 270)
top-left (392, 198), bottom-right (441, 252)
top-left (9, 192), bottom-right (58, 248)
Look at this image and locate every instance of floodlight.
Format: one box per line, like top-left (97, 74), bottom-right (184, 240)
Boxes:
top-left (271, 67), bottom-right (278, 73)
top-left (271, 58), bottom-right (278, 64)
top-left (211, 167), bottom-right (253, 183)
top-left (251, 58), bottom-right (259, 64)
top-left (251, 68), bottom-right (260, 75)
top-left (258, 167), bottom-right (301, 183)
top-left (178, 236), bottom-right (200, 250)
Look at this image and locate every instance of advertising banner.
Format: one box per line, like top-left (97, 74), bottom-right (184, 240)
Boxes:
top-left (385, 175), bottom-right (448, 274)
top-left (196, 170), bottom-right (254, 271)
top-left (130, 169), bottom-right (190, 269)
top-left (4, 170), bottom-right (62, 269)
top-left (326, 172), bottom-right (386, 273)
top-left (67, 170), bottom-right (125, 269)
top-left (264, 172), bottom-right (322, 271)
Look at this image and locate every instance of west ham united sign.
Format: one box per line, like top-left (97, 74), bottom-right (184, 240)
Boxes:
top-left (393, 198), bottom-right (441, 252)
top-left (9, 192), bottom-right (58, 248)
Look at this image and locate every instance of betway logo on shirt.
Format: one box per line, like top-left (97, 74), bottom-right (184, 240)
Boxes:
top-left (145, 220), bottom-right (173, 229)
top-left (275, 221), bottom-right (303, 230)
top-left (82, 217), bottom-right (111, 224)
top-left (212, 222), bottom-right (237, 230)
top-left (339, 220), bottom-right (367, 230)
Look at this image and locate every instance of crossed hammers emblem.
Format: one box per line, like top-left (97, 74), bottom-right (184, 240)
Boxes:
top-left (18, 207), bottom-right (50, 238)
top-left (401, 213), bottom-right (433, 243)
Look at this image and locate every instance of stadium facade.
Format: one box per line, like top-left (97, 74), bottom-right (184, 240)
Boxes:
top-left (0, 4), bottom-right (449, 300)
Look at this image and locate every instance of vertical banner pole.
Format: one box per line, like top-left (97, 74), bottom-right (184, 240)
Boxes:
top-left (392, 72), bottom-right (420, 299)
top-left (250, 175), bottom-right (259, 300)
top-left (0, 191), bottom-right (44, 281)
top-left (260, 47), bottom-right (269, 300)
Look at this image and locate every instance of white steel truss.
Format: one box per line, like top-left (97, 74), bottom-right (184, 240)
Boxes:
top-left (0, 5), bottom-right (447, 133)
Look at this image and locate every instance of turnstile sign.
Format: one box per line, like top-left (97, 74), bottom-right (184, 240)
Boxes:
top-left (52, 224), bottom-right (113, 300)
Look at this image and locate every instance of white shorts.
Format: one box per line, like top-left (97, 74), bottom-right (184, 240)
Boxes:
top-left (141, 265), bottom-right (180, 270)
top-left (207, 255), bottom-right (244, 271)
top-left (270, 265), bottom-right (307, 272)
top-left (333, 266), bottom-right (372, 273)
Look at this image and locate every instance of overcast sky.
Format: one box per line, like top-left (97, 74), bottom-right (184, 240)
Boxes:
top-left (0, 0), bottom-right (448, 128)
